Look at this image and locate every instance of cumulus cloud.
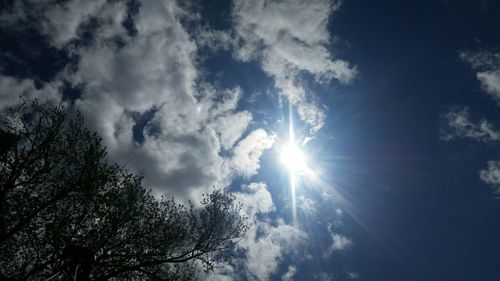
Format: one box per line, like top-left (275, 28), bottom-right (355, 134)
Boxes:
top-left (0, 0), bottom-right (126, 48)
top-left (63, 0), bottom-right (241, 201)
top-left (235, 182), bottom-right (275, 216)
top-left (1, 1), bottom-right (331, 278)
top-left (241, 221), bottom-right (304, 281)
top-left (230, 0), bottom-right (357, 132)
top-left (231, 183), bottom-right (306, 281)
top-left (0, 76), bottom-right (61, 111)
top-left (0, 0), bottom-right (277, 203)
top-left (440, 106), bottom-right (500, 142)
top-left (231, 129), bottom-right (276, 178)
top-left (43, 0), bottom-right (125, 48)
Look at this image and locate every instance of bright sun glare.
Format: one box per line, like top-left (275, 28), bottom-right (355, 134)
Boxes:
top-left (280, 143), bottom-right (307, 173)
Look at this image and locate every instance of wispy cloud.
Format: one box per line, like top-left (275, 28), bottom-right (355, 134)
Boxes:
top-left (443, 49), bottom-right (500, 195)
top-left (480, 160), bottom-right (500, 195)
top-left (230, 0), bottom-right (357, 132)
top-left (440, 105), bottom-right (500, 142)
top-left (325, 233), bottom-right (352, 256)
top-left (281, 265), bottom-right (297, 281)
top-left (460, 50), bottom-right (500, 102)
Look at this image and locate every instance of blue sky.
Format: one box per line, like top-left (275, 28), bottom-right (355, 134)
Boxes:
top-left (1, 0), bottom-right (500, 280)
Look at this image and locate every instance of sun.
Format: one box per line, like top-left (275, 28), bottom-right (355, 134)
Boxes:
top-left (280, 143), bottom-right (307, 173)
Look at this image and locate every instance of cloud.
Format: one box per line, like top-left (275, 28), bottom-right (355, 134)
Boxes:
top-left (477, 70), bottom-right (500, 99)
top-left (347, 272), bottom-right (360, 279)
top-left (203, 263), bottom-right (236, 281)
top-left (1, 1), bottom-right (335, 279)
top-left (297, 195), bottom-right (318, 215)
top-left (64, 0), bottom-right (237, 201)
top-left (235, 182), bottom-right (275, 216)
top-left (195, 26), bottom-right (236, 52)
top-left (0, 76), bottom-right (61, 111)
top-left (323, 219), bottom-right (352, 256)
top-left (281, 265), bottom-right (297, 281)
top-left (0, 0), bottom-right (126, 48)
top-left (43, 0), bottom-right (124, 48)
top-left (331, 233), bottom-right (353, 251)
top-left (213, 111), bottom-right (253, 150)
top-left (460, 50), bottom-right (500, 102)
top-left (232, 183), bottom-right (306, 281)
top-left (0, 0), bottom-right (276, 204)
top-left (443, 50), bottom-right (500, 196)
top-left (440, 106), bottom-right (500, 142)
top-left (479, 160), bottom-right (500, 194)
top-left (315, 272), bottom-right (334, 281)
top-left (297, 103), bottom-right (327, 133)
top-left (231, 129), bottom-right (276, 178)
top-left (230, 0), bottom-right (357, 132)
top-left (323, 232), bottom-right (353, 258)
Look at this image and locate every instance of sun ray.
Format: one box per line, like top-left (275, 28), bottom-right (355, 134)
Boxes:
top-left (286, 102), bottom-right (298, 225)
top-left (281, 103), bottom-right (319, 226)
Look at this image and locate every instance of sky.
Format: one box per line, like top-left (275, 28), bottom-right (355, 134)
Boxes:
top-left (1, 0), bottom-right (500, 280)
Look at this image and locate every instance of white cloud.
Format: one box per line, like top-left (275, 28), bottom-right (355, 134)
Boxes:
top-left (0, 76), bottom-right (61, 111)
top-left (213, 111), bottom-right (253, 150)
top-left (64, 0), bottom-right (230, 202)
top-left (480, 160), bottom-right (500, 194)
top-left (477, 70), bottom-right (500, 100)
top-left (331, 235), bottom-right (350, 250)
top-left (298, 195), bottom-right (318, 215)
top-left (440, 106), bottom-right (500, 142)
top-left (1, 2), bottom-right (334, 278)
top-left (445, 50), bottom-right (500, 197)
top-left (460, 50), bottom-right (500, 70)
top-left (231, 0), bottom-right (357, 132)
top-left (241, 219), bottom-right (304, 281)
top-left (460, 50), bottom-right (500, 102)
top-left (282, 265), bottom-right (297, 281)
top-left (297, 102), bottom-right (327, 133)
top-left (235, 182), bottom-right (275, 216)
top-left (231, 182), bottom-right (306, 281)
top-left (347, 272), bottom-right (360, 279)
top-left (327, 233), bottom-right (352, 254)
top-left (315, 272), bottom-right (334, 281)
top-left (0, 0), bottom-right (126, 48)
top-left (324, 220), bottom-right (352, 256)
top-left (203, 263), bottom-right (236, 281)
top-left (231, 129), bottom-right (276, 178)
top-left (0, 0), bottom-right (275, 204)
top-left (42, 0), bottom-right (118, 48)
top-left (195, 26), bottom-right (236, 52)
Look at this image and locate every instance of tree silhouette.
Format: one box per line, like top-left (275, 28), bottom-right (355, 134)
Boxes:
top-left (0, 100), bottom-right (248, 281)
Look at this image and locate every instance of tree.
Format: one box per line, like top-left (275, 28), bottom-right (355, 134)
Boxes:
top-left (0, 100), bottom-right (248, 281)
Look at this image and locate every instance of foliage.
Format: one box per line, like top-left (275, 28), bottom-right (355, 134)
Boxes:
top-left (0, 100), bottom-right (248, 281)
